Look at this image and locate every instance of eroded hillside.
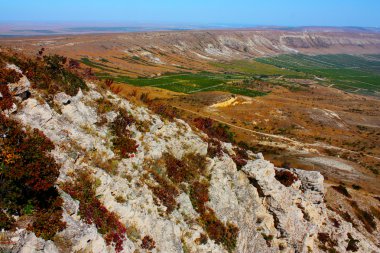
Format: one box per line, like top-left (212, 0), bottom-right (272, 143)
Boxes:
top-left (1, 30), bottom-right (380, 77)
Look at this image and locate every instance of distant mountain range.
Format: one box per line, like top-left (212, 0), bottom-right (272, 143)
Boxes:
top-left (1, 23), bottom-right (380, 37)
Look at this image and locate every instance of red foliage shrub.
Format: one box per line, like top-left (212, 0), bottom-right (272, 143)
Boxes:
top-left (232, 147), bottom-right (249, 170)
top-left (0, 84), bottom-right (14, 110)
top-left (0, 113), bottom-right (65, 238)
top-left (0, 66), bottom-right (22, 85)
top-left (150, 171), bottom-right (179, 213)
top-left (165, 153), bottom-right (207, 184)
top-left (148, 103), bottom-right (178, 120)
top-left (28, 198), bottom-right (66, 240)
top-left (141, 235), bottom-right (156, 250)
top-left (105, 79), bottom-right (114, 87)
top-left (201, 208), bottom-right (239, 253)
top-left (110, 109), bottom-right (138, 158)
top-left (0, 50), bottom-right (88, 96)
top-left (189, 180), bottom-right (239, 252)
top-left (62, 171), bottom-right (127, 252)
top-left (207, 139), bottom-right (224, 158)
top-left (165, 154), bottom-right (187, 183)
top-left (193, 117), bottom-right (235, 143)
top-left (275, 170), bottom-right (298, 187)
top-left (190, 181), bottom-right (210, 214)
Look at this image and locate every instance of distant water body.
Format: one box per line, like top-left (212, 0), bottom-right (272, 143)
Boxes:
top-left (0, 25), bottom-right (221, 37)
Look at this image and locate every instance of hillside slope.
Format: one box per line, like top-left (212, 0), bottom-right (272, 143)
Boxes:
top-left (1, 53), bottom-right (379, 253)
top-left (2, 30), bottom-right (380, 77)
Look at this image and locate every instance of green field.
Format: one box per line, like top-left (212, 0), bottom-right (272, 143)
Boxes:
top-left (89, 54), bottom-right (380, 97)
top-left (99, 72), bottom-right (267, 97)
top-left (95, 59), bottom-right (313, 97)
top-left (211, 59), bottom-right (305, 77)
top-left (256, 54), bottom-right (380, 96)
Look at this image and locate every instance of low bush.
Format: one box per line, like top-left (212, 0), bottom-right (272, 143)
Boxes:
top-left (275, 170), bottom-right (298, 187)
top-left (193, 117), bottom-right (235, 143)
top-left (189, 181), bottom-right (239, 253)
top-left (0, 210), bottom-right (15, 230)
top-left (141, 235), bottom-right (156, 250)
top-left (165, 153), bottom-right (207, 184)
top-left (207, 139), bottom-right (224, 158)
top-left (110, 109), bottom-right (138, 158)
top-left (232, 147), bottom-right (249, 170)
top-left (0, 113), bottom-right (65, 239)
top-left (0, 84), bottom-right (14, 110)
top-left (0, 50), bottom-right (88, 96)
top-left (346, 233), bottom-right (359, 252)
top-left (28, 198), bottom-right (66, 240)
top-left (329, 217), bottom-right (340, 228)
top-left (0, 64), bottom-right (22, 85)
top-left (149, 171), bottom-right (179, 214)
top-left (261, 233), bottom-right (274, 247)
top-left (318, 232), bottom-right (338, 252)
top-left (62, 171), bottom-right (127, 252)
top-left (149, 103), bottom-right (178, 120)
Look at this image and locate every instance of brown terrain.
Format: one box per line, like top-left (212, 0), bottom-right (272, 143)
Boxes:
top-left (1, 29), bottom-right (380, 76)
top-left (1, 29), bottom-right (380, 239)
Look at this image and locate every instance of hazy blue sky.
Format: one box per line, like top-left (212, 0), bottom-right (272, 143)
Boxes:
top-left (1, 0), bottom-right (379, 27)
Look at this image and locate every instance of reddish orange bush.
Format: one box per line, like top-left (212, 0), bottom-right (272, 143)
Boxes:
top-left (189, 181), bottom-right (239, 253)
top-left (0, 50), bottom-right (88, 96)
top-left (193, 117), bottom-right (235, 143)
top-left (148, 103), bottom-right (178, 120)
top-left (110, 109), bottom-right (138, 157)
top-left (0, 113), bottom-right (65, 239)
top-left (232, 147), bottom-right (249, 170)
top-left (150, 171), bottom-right (179, 213)
top-left (63, 171), bottom-right (127, 252)
top-left (141, 235), bottom-right (156, 250)
top-left (0, 84), bottom-right (14, 110)
top-left (274, 170), bottom-right (298, 187)
top-left (0, 66), bottom-right (22, 85)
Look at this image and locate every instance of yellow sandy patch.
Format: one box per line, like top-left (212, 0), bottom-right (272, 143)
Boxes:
top-left (211, 97), bottom-right (238, 108)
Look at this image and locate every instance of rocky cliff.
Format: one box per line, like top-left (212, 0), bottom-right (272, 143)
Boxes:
top-left (1, 61), bottom-right (379, 253)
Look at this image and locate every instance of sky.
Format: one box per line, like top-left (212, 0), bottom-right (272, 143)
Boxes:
top-left (1, 0), bottom-right (380, 27)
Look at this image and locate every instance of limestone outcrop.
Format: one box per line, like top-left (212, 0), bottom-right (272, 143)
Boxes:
top-left (1, 70), bottom-right (379, 253)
